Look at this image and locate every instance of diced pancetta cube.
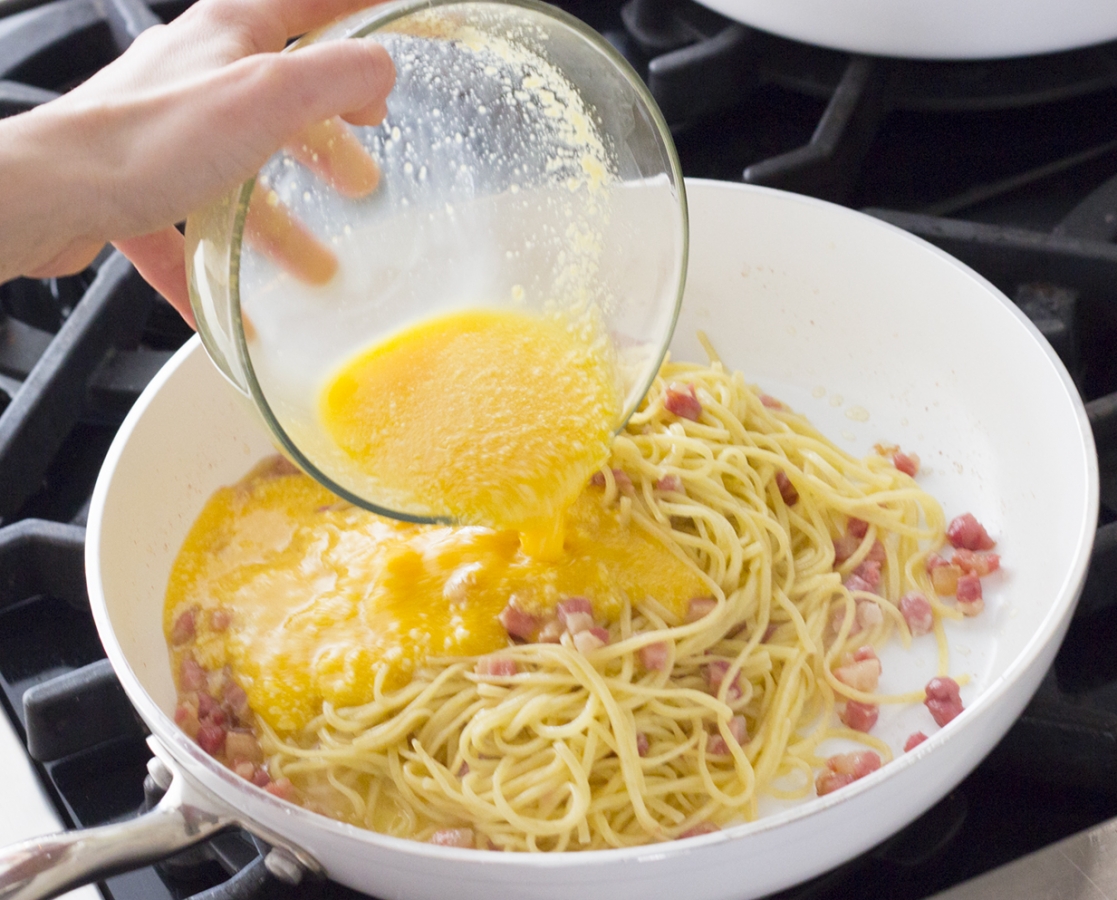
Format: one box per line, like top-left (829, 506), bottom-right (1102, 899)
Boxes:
top-left (655, 474), bottom-right (683, 494)
top-left (180, 655), bottom-right (207, 691)
top-left (703, 660), bottom-right (742, 701)
top-left (946, 513), bottom-right (996, 551)
top-left (834, 655), bottom-right (881, 693)
top-left (474, 656), bottom-right (518, 677)
top-left (852, 559), bottom-right (882, 589)
top-left (931, 563), bottom-right (963, 597)
top-left (537, 618), bottom-right (564, 644)
top-left (170, 609), bottom-right (196, 646)
top-left (840, 701), bottom-right (879, 732)
top-left (636, 733), bottom-right (650, 757)
top-left (844, 573), bottom-right (876, 594)
top-left (573, 628), bottom-right (609, 654)
top-left (955, 574), bottom-right (984, 616)
top-left (893, 451), bottom-right (920, 477)
top-left (828, 750), bottom-right (882, 779)
top-left (924, 676), bottom-right (964, 726)
top-left (498, 602), bottom-right (538, 641)
top-left (775, 471), bottom-right (799, 505)
top-left (196, 722), bottom-right (226, 756)
top-left (664, 383), bottom-right (702, 421)
top-left (639, 641), bottom-right (670, 671)
top-left (900, 592), bottom-right (934, 636)
top-left (952, 549), bottom-right (1000, 577)
top-left (833, 533), bottom-right (860, 565)
top-left (815, 770), bottom-right (856, 796)
top-left (174, 700), bottom-right (200, 739)
top-left (904, 732), bottom-right (928, 751)
top-left (848, 518), bottom-right (869, 539)
top-left (558, 597), bottom-right (595, 634)
top-left (225, 729), bottom-right (263, 763)
top-left (856, 600), bottom-right (883, 630)
top-left (728, 715), bottom-right (748, 744)
top-left (264, 777), bottom-right (296, 801)
top-left (685, 596), bottom-right (718, 622)
top-left (208, 607), bottom-right (232, 632)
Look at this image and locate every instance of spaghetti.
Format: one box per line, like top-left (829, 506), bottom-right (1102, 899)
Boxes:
top-left (166, 348), bottom-right (980, 851)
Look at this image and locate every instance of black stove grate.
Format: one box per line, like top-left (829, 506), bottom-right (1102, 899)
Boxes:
top-left (4, 0), bottom-right (1117, 898)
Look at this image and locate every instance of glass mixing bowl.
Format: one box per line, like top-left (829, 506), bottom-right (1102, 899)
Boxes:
top-left (185, 0), bottom-right (688, 523)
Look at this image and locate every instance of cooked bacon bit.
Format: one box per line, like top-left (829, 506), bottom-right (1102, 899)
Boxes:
top-left (457, 761), bottom-right (469, 777)
top-left (537, 618), bottom-right (565, 644)
top-left (265, 777), bottom-right (296, 801)
top-left (573, 628), bottom-right (608, 654)
top-left (856, 600), bottom-right (883, 630)
top-left (955, 574), bottom-right (984, 616)
top-left (197, 691), bottom-right (226, 727)
top-left (866, 540), bottom-right (886, 564)
top-left (946, 513), bottom-right (996, 551)
top-left (179, 654), bottom-right (206, 693)
top-left (925, 552), bottom-right (949, 573)
top-left (703, 660), bottom-right (742, 701)
top-left (759, 394), bottom-right (783, 409)
top-left (848, 518), bottom-right (869, 540)
top-left (816, 749), bottom-right (882, 795)
top-left (844, 573), bottom-right (875, 595)
top-left (196, 722), bottom-right (226, 756)
top-left (904, 732), bottom-right (928, 751)
top-left (590, 468), bottom-right (633, 495)
top-left (174, 700), bottom-right (200, 739)
top-left (636, 732), bottom-right (650, 757)
top-left (840, 701), bottom-right (879, 732)
top-left (498, 601), bottom-right (538, 641)
top-left (170, 609), bottom-right (196, 646)
top-left (430, 828), bottom-right (475, 848)
top-left (728, 715), bottom-right (748, 744)
top-left (639, 641), bottom-right (670, 671)
top-left (852, 559), bottom-right (882, 589)
top-left (834, 654), bottom-right (882, 693)
top-left (924, 676), bottom-right (964, 726)
top-left (474, 656), bottom-right (518, 677)
top-left (833, 533), bottom-right (860, 565)
top-left (900, 592), bottom-right (934, 636)
top-left (612, 469), bottom-right (635, 496)
top-left (678, 822), bottom-right (720, 839)
top-left (251, 767), bottom-right (272, 787)
top-left (952, 549), bottom-right (1001, 577)
top-left (685, 596), bottom-right (718, 623)
top-left (893, 451), bottom-right (920, 477)
top-left (234, 761), bottom-right (256, 781)
top-left (775, 470), bottom-right (799, 505)
top-left (815, 770), bottom-right (855, 796)
top-left (208, 608), bottom-right (232, 632)
top-left (931, 562), bottom-right (963, 597)
top-left (706, 734), bottom-right (731, 757)
top-left (557, 597), bottom-right (595, 634)
top-left (828, 602), bottom-right (861, 638)
top-left (828, 750), bottom-right (882, 779)
top-left (852, 645), bottom-right (879, 663)
top-left (762, 623), bottom-right (778, 642)
top-left (664, 382), bottom-right (702, 421)
top-left (655, 474), bottom-right (684, 493)
top-left (222, 677), bottom-right (250, 722)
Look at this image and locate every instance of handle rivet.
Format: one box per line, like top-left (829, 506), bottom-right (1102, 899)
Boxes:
top-left (264, 847), bottom-right (304, 885)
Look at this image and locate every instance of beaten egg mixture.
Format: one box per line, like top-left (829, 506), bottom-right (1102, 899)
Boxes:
top-left (319, 308), bottom-right (621, 557)
top-left (165, 457), bottom-right (706, 734)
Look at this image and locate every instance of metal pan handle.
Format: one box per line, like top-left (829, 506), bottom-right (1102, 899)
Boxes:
top-left (0, 737), bottom-right (320, 900)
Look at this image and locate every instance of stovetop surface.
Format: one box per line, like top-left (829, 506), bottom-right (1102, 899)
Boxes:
top-left (3, 1), bottom-right (1117, 899)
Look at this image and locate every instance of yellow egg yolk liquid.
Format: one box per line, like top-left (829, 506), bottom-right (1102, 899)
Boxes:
top-left (318, 308), bottom-right (621, 558)
top-left (165, 461), bottom-right (708, 734)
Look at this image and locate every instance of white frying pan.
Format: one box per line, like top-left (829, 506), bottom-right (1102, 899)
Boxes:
top-left (0, 179), bottom-right (1098, 900)
top-left (694, 0), bottom-right (1117, 59)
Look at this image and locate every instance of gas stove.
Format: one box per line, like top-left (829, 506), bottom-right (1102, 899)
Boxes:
top-left (3, 1), bottom-right (1117, 898)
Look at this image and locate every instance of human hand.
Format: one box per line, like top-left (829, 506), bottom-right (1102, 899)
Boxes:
top-left (0, 0), bottom-right (395, 324)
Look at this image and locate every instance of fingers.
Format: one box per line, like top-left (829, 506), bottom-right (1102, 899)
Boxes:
top-left (114, 227), bottom-right (195, 327)
top-left (186, 0), bottom-right (393, 53)
top-left (243, 182), bottom-right (338, 285)
top-left (287, 118), bottom-right (379, 198)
